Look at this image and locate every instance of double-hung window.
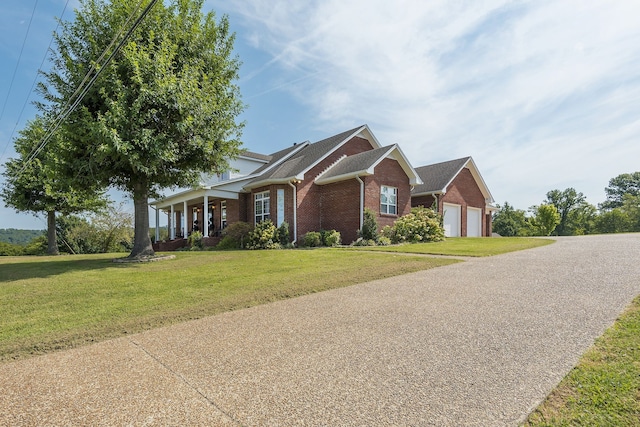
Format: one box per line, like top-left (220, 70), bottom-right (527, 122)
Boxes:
top-left (221, 200), bottom-right (227, 229)
top-left (380, 186), bottom-right (397, 215)
top-left (254, 191), bottom-right (270, 224)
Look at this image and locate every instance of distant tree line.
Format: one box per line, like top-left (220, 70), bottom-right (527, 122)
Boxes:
top-left (493, 172), bottom-right (640, 236)
top-left (0, 229), bottom-right (44, 245)
top-left (0, 203), bottom-right (135, 256)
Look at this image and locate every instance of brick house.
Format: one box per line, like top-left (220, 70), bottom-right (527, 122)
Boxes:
top-left (151, 125), bottom-right (422, 248)
top-left (411, 157), bottom-right (497, 237)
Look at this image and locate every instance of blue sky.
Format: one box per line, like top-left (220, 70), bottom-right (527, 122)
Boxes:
top-left (1, 0), bottom-right (640, 230)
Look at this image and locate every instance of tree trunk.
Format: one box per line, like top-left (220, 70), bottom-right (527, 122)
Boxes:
top-left (47, 210), bottom-right (59, 255)
top-left (128, 180), bottom-right (155, 259)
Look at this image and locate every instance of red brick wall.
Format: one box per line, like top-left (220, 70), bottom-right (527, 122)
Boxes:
top-left (411, 195), bottom-right (436, 209)
top-left (440, 168), bottom-right (488, 236)
top-left (319, 179), bottom-right (361, 243)
top-left (238, 193), bottom-right (249, 223)
top-left (246, 185), bottom-right (295, 241)
top-left (295, 136), bottom-right (375, 242)
top-left (366, 158), bottom-right (411, 231)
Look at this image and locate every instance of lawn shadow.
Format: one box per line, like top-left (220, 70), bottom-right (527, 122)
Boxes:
top-left (0, 257), bottom-right (143, 282)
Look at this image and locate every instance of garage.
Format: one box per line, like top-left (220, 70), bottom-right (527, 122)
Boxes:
top-left (467, 207), bottom-right (482, 237)
top-left (443, 203), bottom-right (461, 237)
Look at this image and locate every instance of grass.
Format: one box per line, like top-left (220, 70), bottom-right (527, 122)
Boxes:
top-left (350, 237), bottom-right (554, 256)
top-left (524, 295), bottom-right (640, 426)
top-left (0, 249), bottom-right (458, 362)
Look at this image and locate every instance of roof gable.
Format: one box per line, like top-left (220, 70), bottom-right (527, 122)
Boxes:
top-left (315, 144), bottom-right (422, 186)
top-left (413, 156), bottom-right (494, 203)
top-left (244, 124), bottom-right (381, 189)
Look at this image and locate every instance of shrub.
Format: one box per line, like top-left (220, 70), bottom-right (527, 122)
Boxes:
top-left (0, 241), bottom-right (24, 256)
top-left (322, 229), bottom-right (341, 247)
top-left (389, 207), bottom-right (444, 243)
top-left (187, 231), bottom-right (204, 250)
top-left (381, 225), bottom-right (394, 240)
top-left (221, 221), bottom-right (252, 249)
top-left (303, 231), bottom-right (322, 247)
top-left (358, 208), bottom-right (379, 241)
top-left (377, 236), bottom-right (392, 246)
top-left (247, 220), bottom-right (281, 249)
top-left (277, 222), bottom-right (290, 246)
top-left (352, 237), bottom-right (376, 246)
top-left (215, 235), bottom-right (241, 250)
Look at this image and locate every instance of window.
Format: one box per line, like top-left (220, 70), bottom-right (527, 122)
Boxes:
top-left (221, 200), bottom-right (227, 229)
top-left (218, 171), bottom-right (230, 181)
top-left (380, 186), bottom-right (397, 215)
top-left (254, 191), bottom-right (270, 224)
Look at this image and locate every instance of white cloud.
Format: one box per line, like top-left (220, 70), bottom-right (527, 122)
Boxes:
top-left (210, 0), bottom-right (640, 208)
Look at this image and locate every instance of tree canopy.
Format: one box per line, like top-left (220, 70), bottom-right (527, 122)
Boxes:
top-left (1, 117), bottom-right (107, 254)
top-left (492, 202), bottom-right (530, 236)
top-left (544, 188), bottom-right (593, 236)
top-left (39, 0), bottom-right (244, 258)
top-left (601, 172), bottom-right (640, 211)
top-left (530, 204), bottom-right (561, 236)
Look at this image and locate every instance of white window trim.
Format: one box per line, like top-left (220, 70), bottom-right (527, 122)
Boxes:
top-left (221, 200), bottom-right (227, 229)
top-left (380, 185), bottom-right (398, 215)
top-left (254, 191), bottom-right (271, 224)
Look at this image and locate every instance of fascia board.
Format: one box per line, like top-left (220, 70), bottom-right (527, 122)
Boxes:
top-left (466, 157), bottom-right (495, 203)
top-left (315, 170), bottom-right (373, 185)
top-left (411, 190), bottom-right (445, 197)
top-left (243, 177), bottom-right (296, 191)
top-left (297, 125), bottom-right (379, 179)
top-left (372, 144), bottom-right (423, 186)
top-left (237, 154), bottom-right (269, 163)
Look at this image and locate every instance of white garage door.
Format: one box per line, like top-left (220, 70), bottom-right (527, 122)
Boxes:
top-left (443, 203), bottom-right (461, 237)
top-left (467, 207), bottom-right (482, 237)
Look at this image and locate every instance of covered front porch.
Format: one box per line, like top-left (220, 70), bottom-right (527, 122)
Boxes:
top-left (151, 187), bottom-right (246, 250)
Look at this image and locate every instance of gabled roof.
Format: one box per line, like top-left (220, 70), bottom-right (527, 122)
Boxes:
top-left (245, 125), bottom-right (381, 189)
top-left (315, 144), bottom-right (422, 186)
top-left (249, 142), bottom-right (309, 176)
top-left (240, 150), bottom-right (271, 162)
top-left (413, 156), bottom-right (494, 203)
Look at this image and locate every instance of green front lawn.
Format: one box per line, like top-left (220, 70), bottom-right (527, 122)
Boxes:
top-left (525, 295), bottom-right (640, 426)
top-left (0, 250), bottom-right (458, 362)
top-left (350, 237), bottom-right (554, 256)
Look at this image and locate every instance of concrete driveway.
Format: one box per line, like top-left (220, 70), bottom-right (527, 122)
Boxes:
top-left (2, 234), bottom-right (640, 426)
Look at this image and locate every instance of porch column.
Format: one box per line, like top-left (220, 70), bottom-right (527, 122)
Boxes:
top-left (155, 208), bottom-right (160, 242)
top-left (170, 205), bottom-right (175, 240)
top-left (183, 201), bottom-right (188, 239)
top-left (203, 195), bottom-right (209, 237)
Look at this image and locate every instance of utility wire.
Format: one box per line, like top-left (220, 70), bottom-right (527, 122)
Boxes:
top-left (0, 0), bottom-right (71, 165)
top-left (19, 0), bottom-right (159, 173)
top-left (0, 0), bottom-right (39, 124)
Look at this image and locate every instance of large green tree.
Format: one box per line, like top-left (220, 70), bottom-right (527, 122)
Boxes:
top-left (544, 188), bottom-right (595, 235)
top-left (529, 204), bottom-right (561, 236)
top-left (1, 117), bottom-right (106, 255)
top-left (492, 202), bottom-right (531, 236)
top-left (40, 0), bottom-right (244, 258)
top-left (600, 172), bottom-right (640, 211)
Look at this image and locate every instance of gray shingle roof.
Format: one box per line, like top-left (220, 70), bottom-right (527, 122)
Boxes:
top-left (240, 150), bottom-right (272, 162)
top-left (249, 143), bottom-right (308, 176)
top-left (249, 125), bottom-right (366, 184)
top-left (316, 145), bottom-right (396, 182)
top-left (413, 157), bottom-right (471, 194)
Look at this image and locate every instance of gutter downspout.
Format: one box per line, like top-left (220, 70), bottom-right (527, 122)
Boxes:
top-left (355, 176), bottom-right (364, 230)
top-left (288, 181), bottom-right (298, 244)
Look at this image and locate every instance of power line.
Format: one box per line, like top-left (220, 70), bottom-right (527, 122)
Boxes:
top-left (19, 0), bottom-right (159, 174)
top-left (0, 0), bottom-right (71, 165)
top-left (0, 0), bottom-right (39, 125)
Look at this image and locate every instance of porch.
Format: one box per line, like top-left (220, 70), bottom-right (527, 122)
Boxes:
top-left (151, 187), bottom-right (245, 248)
